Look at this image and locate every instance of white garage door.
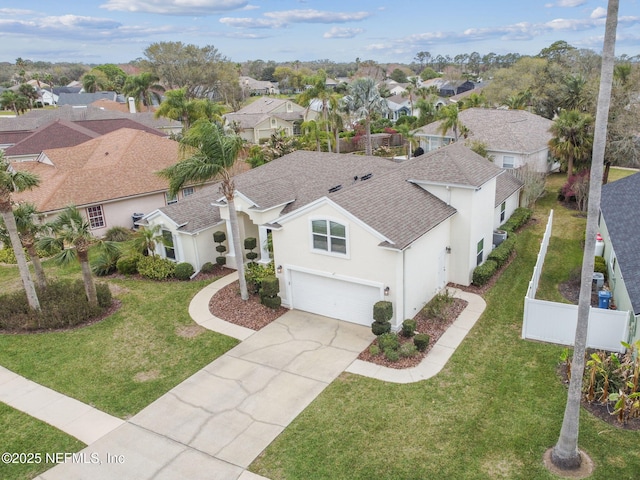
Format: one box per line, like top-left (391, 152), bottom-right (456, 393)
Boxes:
top-left (289, 270), bottom-right (381, 326)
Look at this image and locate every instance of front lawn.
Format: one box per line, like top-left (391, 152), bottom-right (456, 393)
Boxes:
top-left (250, 171), bottom-right (640, 479)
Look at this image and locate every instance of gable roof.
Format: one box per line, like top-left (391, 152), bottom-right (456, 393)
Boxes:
top-left (232, 97), bottom-right (304, 115)
top-left (57, 92), bottom-right (118, 106)
top-left (494, 171), bottom-right (524, 207)
top-left (601, 172), bottom-right (640, 314)
top-left (415, 108), bottom-right (553, 154)
top-left (12, 128), bottom-right (179, 212)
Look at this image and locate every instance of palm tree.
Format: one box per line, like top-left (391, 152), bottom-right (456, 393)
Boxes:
top-left (155, 88), bottom-right (224, 131)
top-left (39, 206), bottom-right (117, 306)
top-left (131, 224), bottom-right (164, 257)
top-left (82, 74), bottom-right (99, 93)
top-left (561, 74), bottom-right (588, 111)
top-left (437, 104), bottom-right (465, 141)
top-left (340, 77), bottom-right (389, 155)
top-left (0, 152), bottom-right (41, 310)
top-left (0, 203), bottom-right (47, 289)
top-left (548, 110), bottom-right (594, 177)
top-left (159, 120), bottom-right (250, 300)
top-left (298, 71), bottom-right (335, 152)
top-left (123, 73), bottom-right (165, 112)
top-left (550, 0), bottom-right (618, 471)
top-left (300, 120), bottom-right (322, 152)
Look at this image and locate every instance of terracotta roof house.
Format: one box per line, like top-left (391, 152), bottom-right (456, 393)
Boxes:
top-left (4, 118), bottom-right (165, 162)
top-left (223, 97), bottom-right (314, 143)
top-left (12, 128), bottom-right (199, 237)
top-left (143, 143), bottom-right (521, 329)
top-left (599, 172), bottom-right (640, 344)
top-left (414, 108), bottom-right (554, 173)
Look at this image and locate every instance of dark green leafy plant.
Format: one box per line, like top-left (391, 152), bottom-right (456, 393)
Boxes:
top-left (414, 333), bottom-right (430, 352)
top-left (175, 262), bottom-right (195, 281)
top-left (137, 256), bottom-right (176, 280)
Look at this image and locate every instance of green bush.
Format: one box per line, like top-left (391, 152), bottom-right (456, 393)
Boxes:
top-left (423, 289), bottom-right (454, 319)
top-left (384, 349), bottom-right (400, 362)
top-left (245, 262), bottom-right (275, 294)
top-left (378, 332), bottom-right (400, 352)
top-left (594, 256), bottom-right (607, 281)
top-left (472, 260), bottom-right (498, 287)
top-left (200, 262), bottom-right (216, 274)
top-left (216, 245), bottom-right (227, 253)
top-left (501, 207), bottom-right (532, 233)
top-left (487, 236), bottom-right (516, 268)
top-left (96, 282), bottom-right (113, 308)
top-left (116, 254), bottom-right (142, 275)
top-left (261, 276), bottom-right (280, 297)
top-left (91, 250), bottom-right (121, 276)
top-left (399, 342), bottom-right (418, 358)
top-left (369, 344), bottom-right (380, 356)
top-left (246, 251), bottom-right (259, 261)
top-left (0, 248), bottom-right (17, 264)
top-left (137, 256), bottom-right (176, 280)
top-left (175, 262), bottom-right (195, 281)
top-left (244, 237), bottom-right (257, 250)
top-left (402, 319), bottom-right (417, 337)
top-left (373, 301), bottom-right (393, 323)
top-left (213, 231), bottom-right (226, 243)
top-left (371, 321), bottom-right (391, 336)
top-left (414, 333), bottom-right (430, 352)
top-left (104, 226), bottom-right (133, 242)
top-left (261, 295), bottom-right (282, 309)
top-left (216, 256), bottom-right (226, 266)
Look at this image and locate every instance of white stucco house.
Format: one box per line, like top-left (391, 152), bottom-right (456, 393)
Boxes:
top-left (414, 108), bottom-right (555, 173)
top-left (143, 145), bottom-right (522, 330)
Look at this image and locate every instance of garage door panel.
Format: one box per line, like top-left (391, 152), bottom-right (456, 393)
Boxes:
top-left (290, 270), bottom-right (381, 326)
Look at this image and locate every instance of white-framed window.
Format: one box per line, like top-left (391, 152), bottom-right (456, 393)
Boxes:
top-left (311, 219), bottom-right (347, 255)
top-left (162, 230), bottom-right (176, 260)
top-left (182, 186), bottom-right (195, 198)
top-left (500, 202), bottom-right (506, 223)
top-left (270, 117), bottom-right (277, 127)
top-left (476, 238), bottom-right (484, 266)
top-left (86, 205), bottom-right (105, 230)
top-left (165, 192), bottom-right (178, 205)
top-left (502, 156), bottom-right (515, 169)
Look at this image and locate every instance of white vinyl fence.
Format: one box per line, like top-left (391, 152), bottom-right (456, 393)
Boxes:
top-left (521, 210), bottom-right (629, 353)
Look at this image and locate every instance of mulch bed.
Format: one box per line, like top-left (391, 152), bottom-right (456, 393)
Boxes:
top-left (208, 279), bottom-right (288, 330)
top-left (357, 297), bottom-right (468, 369)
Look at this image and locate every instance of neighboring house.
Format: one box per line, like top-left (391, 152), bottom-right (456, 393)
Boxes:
top-left (11, 128), bottom-right (197, 237)
top-left (239, 76), bottom-right (280, 96)
top-left (224, 97), bottom-right (313, 143)
top-left (414, 108), bottom-right (554, 173)
top-left (4, 118), bottom-right (165, 162)
top-left (439, 80), bottom-right (475, 97)
top-left (386, 94), bottom-right (413, 121)
top-left (599, 172), bottom-right (640, 344)
top-left (57, 92), bottom-right (119, 106)
top-left (144, 144), bottom-right (521, 329)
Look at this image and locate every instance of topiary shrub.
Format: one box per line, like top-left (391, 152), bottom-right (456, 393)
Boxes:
top-left (175, 262), bottom-right (195, 280)
top-left (371, 321), bottom-right (391, 335)
top-left (116, 254), bottom-right (142, 275)
top-left (260, 275), bottom-right (281, 309)
top-left (216, 256), bottom-right (226, 266)
top-left (472, 260), bottom-right (498, 287)
top-left (261, 295), bottom-right (282, 309)
top-left (137, 256), bottom-right (176, 280)
top-left (213, 231), bottom-right (226, 243)
top-left (373, 301), bottom-right (393, 322)
top-left (104, 226), bottom-right (133, 242)
top-left (244, 237), bottom-right (258, 262)
top-left (414, 333), bottom-right (430, 352)
top-left (200, 262), bottom-right (216, 274)
top-left (401, 319), bottom-right (417, 337)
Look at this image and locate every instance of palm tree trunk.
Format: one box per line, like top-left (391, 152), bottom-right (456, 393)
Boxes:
top-left (551, 0), bottom-right (618, 470)
top-left (79, 250), bottom-right (98, 306)
top-left (335, 130), bottom-right (341, 154)
top-left (365, 116), bottom-right (372, 156)
top-left (227, 194), bottom-right (249, 301)
top-left (25, 242), bottom-right (46, 289)
top-left (0, 207), bottom-right (40, 310)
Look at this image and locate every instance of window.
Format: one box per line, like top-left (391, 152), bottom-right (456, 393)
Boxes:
top-left (312, 220), bottom-right (347, 255)
top-left (502, 156), bottom-right (515, 169)
top-left (500, 202), bottom-right (506, 223)
top-left (165, 192), bottom-right (177, 205)
top-left (162, 230), bottom-right (176, 260)
top-left (476, 238), bottom-right (484, 266)
top-left (182, 187), bottom-right (195, 198)
top-left (86, 205), bottom-right (105, 229)
top-left (270, 117), bottom-right (277, 128)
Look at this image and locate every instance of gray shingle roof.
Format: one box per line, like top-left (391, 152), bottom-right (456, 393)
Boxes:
top-left (160, 184), bottom-right (224, 233)
top-left (494, 171), bottom-right (524, 207)
top-left (415, 108), bottom-right (553, 154)
top-left (601, 172), bottom-right (640, 314)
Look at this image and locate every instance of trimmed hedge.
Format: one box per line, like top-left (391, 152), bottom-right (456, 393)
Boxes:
top-left (472, 260), bottom-right (498, 286)
top-left (200, 261), bottom-right (216, 274)
top-left (501, 207), bottom-right (532, 234)
top-left (137, 256), bottom-right (176, 280)
top-left (116, 254), bottom-right (142, 275)
top-left (401, 318), bottom-right (417, 337)
top-left (175, 262), bottom-right (195, 281)
top-left (373, 301), bottom-right (393, 323)
top-left (487, 236), bottom-right (516, 268)
top-left (414, 333), bottom-right (430, 352)
top-left (371, 321), bottom-right (391, 335)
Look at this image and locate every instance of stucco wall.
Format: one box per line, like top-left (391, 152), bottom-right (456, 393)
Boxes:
top-left (494, 189), bottom-right (521, 230)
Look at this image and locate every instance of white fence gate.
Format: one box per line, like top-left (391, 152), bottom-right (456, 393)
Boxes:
top-left (521, 210), bottom-right (629, 353)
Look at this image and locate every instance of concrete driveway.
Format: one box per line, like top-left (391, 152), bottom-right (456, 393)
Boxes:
top-left (37, 310), bottom-right (374, 480)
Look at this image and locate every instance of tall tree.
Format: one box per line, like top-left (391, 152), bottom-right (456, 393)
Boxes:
top-left (550, 0), bottom-right (618, 471)
top-left (548, 110), bottom-right (594, 177)
top-left (0, 152), bottom-right (41, 310)
top-left (298, 71), bottom-right (335, 152)
top-left (123, 72), bottom-right (164, 112)
top-left (159, 121), bottom-right (249, 300)
top-left (340, 77), bottom-right (389, 155)
top-left (155, 88), bottom-right (224, 131)
top-left (436, 104), bottom-right (465, 141)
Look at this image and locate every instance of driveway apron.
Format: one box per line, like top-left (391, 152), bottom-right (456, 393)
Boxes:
top-left (37, 311), bottom-right (374, 480)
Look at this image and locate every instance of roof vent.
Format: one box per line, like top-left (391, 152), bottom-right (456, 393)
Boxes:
top-left (361, 173), bottom-right (373, 181)
top-left (328, 185), bottom-right (342, 193)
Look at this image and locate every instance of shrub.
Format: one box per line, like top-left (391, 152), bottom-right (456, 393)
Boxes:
top-left (246, 251), bottom-right (259, 261)
top-left (116, 254), bottom-right (142, 275)
top-left (216, 245), bottom-right (227, 253)
top-left (91, 250), bottom-right (121, 276)
top-left (371, 321), bottom-right (391, 335)
top-left (378, 332), bottom-right (400, 353)
top-left (472, 260), bottom-right (498, 287)
top-left (213, 231), bottom-right (226, 243)
top-left (414, 333), bottom-right (430, 352)
top-left (424, 289), bottom-right (454, 320)
top-left (137, 256), bottom-right (176, 280)
top-left (261, 276), bottom-right (279, 297)
top-left (200, 262), bottom-right (216, 274)
top-left (402, 319), bottom-right (417, 337)
top-left (104, 226), bottom-right (133, 242)
top-left (373, 301), bottom-right (393, 323)
top-left (245, 262), bottom-right (275, 294)
top-left (96, 283), bottom-right (113, 308)
top-left (487, 236), bottom-right (516, 268)
top-left (594, 256), bottom-right (607, 281)
top-left (369, 344), bottom-right (380, 356)
top-left (175, 262), bottom-right (195, 281)
top-left (0, 248), bottom-right (17, 264)
top-left (244, 237), bottom-right (257, 250)
top-left (399, 342), bottom-right (418, 358)
top-left (261, 295), bottom-right (282, 309)
top-left (501, 207), bottom-right (532, 234)
top-left (216, 256), bottom-right (226, 266)
top-left (384, 349), bottom-right (400, 362)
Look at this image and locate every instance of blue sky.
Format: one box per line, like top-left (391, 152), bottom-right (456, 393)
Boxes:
top-left (1, 0), bottom-right (638, 65)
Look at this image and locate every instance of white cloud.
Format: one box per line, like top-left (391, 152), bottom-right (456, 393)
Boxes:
top-left (0, 8), bottom-right (35, 15)
top-left (590, 7), bottom-right (607, 19)
top-left (100, 0), bottom-right (248, 15)
top-left (323, 27), bottom-right (363, 39)
top-left (221, 8), bottom-right (372, 29)
top-left (544, 0), bottom-right (586, 6)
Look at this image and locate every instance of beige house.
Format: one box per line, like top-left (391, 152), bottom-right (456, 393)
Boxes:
top-left (12, 128), bottom-right (197, 236)
top-left (414, 108), bottom-right (555, 172)
top-left (144, 145), bottom-right (522, 330)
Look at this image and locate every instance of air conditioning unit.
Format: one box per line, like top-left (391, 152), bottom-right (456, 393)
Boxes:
top-left (493, 229), bottom-right (508, 247)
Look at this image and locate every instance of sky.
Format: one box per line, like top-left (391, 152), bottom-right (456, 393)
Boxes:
top-left (1, 0), bottom-right (639, 65)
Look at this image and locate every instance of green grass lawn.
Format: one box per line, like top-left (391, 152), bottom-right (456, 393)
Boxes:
top-left (250, 170), bottom-right (640, 479)
top-left (0, 403), bottom-right (85, 480)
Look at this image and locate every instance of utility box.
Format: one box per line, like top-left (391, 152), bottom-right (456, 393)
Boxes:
top-left (592, 272), bottom-right (604, 290)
